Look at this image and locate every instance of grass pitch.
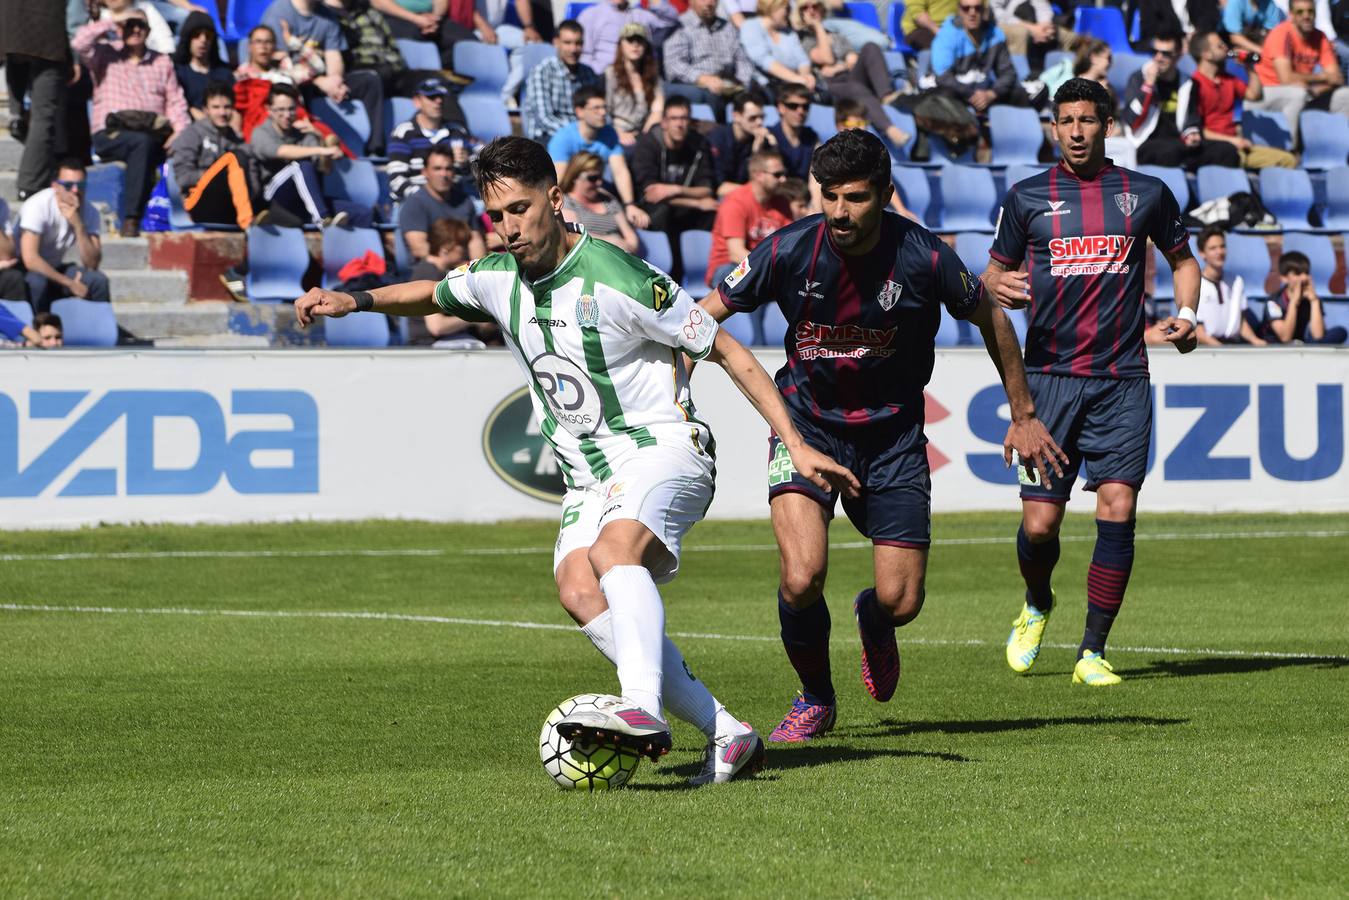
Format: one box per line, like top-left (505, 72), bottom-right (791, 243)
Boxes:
top-left (2, 512), bottom-right (1347, 897)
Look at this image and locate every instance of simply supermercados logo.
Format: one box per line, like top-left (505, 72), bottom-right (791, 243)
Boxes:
top-left (482, 387), bottom-right (566, 502)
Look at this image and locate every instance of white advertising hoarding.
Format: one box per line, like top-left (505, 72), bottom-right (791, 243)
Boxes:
top-left (0, 347), bottom-right (1345, 529)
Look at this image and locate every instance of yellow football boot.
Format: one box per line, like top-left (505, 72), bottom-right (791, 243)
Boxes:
top-left (1072, 650), bottom-right (1122, 686)
top-left (1005, 596), bottom-right (1052, 673)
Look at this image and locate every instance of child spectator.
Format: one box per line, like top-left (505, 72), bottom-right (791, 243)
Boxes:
top-left (172, 11), bottom-right (233, 119)
top-left (172, 83), bottom-right (260, 229)
top-left (407, 218), bottom-right (500, 347)
top-left (1194, 226), bottom-right (1267, 345)
top-left (560, 151), bottom-right (640, 253)
top-left (780, 176), bottom-right (811, 220)
top-left (1261, 250), bottom-right (1349, 344)
top-left (33, 311), bottom-right (64, 348)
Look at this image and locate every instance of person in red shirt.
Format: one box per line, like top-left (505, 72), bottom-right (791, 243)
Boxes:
top-left (1248, 0), bottom-right (1349, 146)
top-left (707, 149), bottom-right (793, 286)
top-left (1186, 31), bottom-right (1296, 168)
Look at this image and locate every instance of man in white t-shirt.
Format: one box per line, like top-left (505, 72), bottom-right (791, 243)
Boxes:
top-left (1194, 225), bottom-right (1266, 345)
top-left (18, 160), bottom-right (111, 313)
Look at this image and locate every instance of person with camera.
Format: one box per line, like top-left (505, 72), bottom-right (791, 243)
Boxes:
top-left (71, 7), bottom-right (191, 238)
top-left (1222, 0), bottom-right (1286, 57)
top-left (1188, 31), bottom-right (1296, 169)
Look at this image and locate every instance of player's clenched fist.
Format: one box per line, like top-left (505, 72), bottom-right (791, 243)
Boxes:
top-left (1158, 316), bottom-right (1198, 353)
top-left (788, 443), bottom-right (861, 499)
top-left (294, 288), bottom-right (356, 327)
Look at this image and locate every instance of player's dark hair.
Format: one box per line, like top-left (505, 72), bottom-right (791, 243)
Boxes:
top-left (1152, 30), bottom-right (1183, 48)
top-left (664, 94), bottom-right (692, 115)
top-left (832, 97), bottom-right (866, 125)
top-left (55, 157), bottom-right (86, 175)
top-left (266, 82), bottom-right (301, 106)
top-left (1052, 77), bottom-right (1113, 124)
top-left (572, 84), bottom-right (604, 109)
top-left (557, 18), bottom-right (583, 36)
top-left (473, 136), bottom-right (558, 193)
top-left (204, 81), bottom-right (235, 105)
top-left (426, 143), bottom-right (455, 164)
top-left (1190, 31), bottom-right (1217, 63)
top-left (34, 311), bottom-right (62, 332)
top-left (1278, 250), bottom-right (1311, 276)
top-left (1197, 224), bottom-right (1226, 251)
top-left (810, 129), bottom-right (891, 195)
top-left (776, 82), bottom-right (811, 105)
top-left (732, 87), bottom-right (770, 113)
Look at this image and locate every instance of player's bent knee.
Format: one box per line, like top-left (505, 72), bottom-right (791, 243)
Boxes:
top-left (876, 582), bottom-right (925, 626)
top-left (779, 564), bottom-right (827, 608)
top-left (1022, 506), bottom-right (1065, 542)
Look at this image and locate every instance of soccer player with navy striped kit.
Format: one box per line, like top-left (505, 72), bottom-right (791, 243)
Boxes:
top-left (700, 129), bottom-right (1066, 741)
top-left (983, 78), bottom-right (1201, 686)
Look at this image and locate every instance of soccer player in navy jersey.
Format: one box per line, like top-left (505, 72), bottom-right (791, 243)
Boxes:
top-left (983, 78), bottom-right (1200, 687)
top-left (698, 129), bottom-right (1066, 741)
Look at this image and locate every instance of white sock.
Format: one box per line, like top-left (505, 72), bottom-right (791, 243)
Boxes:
top-left (582, 609), bottom-right (739, 739)
top-left (598, 565), bottom-right (666, 720)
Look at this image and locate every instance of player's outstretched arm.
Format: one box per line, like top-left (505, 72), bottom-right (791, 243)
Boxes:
top-left (967, 292), bottom-right (1069, 487)
top-left (294, 281), bottom-right (442, 327)
top-left (1157, 246), bottom-right (1200, 354)
top-left (705, 328), bottom-right (860, 498)
top-left (980, 259), bottom-right (1031, 310)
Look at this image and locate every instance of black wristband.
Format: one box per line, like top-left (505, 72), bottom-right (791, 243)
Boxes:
top-left (352, 291), bottom-right (375, 312)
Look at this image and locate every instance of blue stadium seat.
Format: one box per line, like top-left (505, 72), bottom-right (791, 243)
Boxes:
top-left (1153, 246), bottom-right (1174, 300)
top-left (323, 311), bottom-right (392, 347)
top-left (925, 132), bottom-right (977, 165)
top-left (321, 225), bottom-right (385, 289)
top-left (0, 299), bottom-right (33, 326)
top-left (460, 94), bottom-right (514, 140)
top-left (1004, 164), bottom-right (1047, 189)
top-left (717, 310), bottom-right (756, 345)
top-left (1005, 308), bottom-right (1028, 344)
top-left (391, 204), bottom-right (414, 275)
top-left (246, 224), bottom-right (309, 303)
top-left (50, 298), bottom-right (117, 347)
top-left (453, 41), bottom-right (509, 94)
top-left (1223, 233), bottom-right (1272, 297)
top-left (760, 302), bottom-right (789, 346)
top-left (689, 103), bottom-right (717, 123)
top-left (934, 307), bottom-right (966, 346)
top-left (1323, 299), bottom-right (1349, 333)
top-left (383, 96), bottom-right (417, 146)
top-left (1137, 164), bottom-right (1190, 209)
top-left (1043, 50), bottom-right (1073, 72)
top-left (323, 158), bottom-right (381, 212)
top-left (954, 232), bottom-right (992, 273)
top-left (310, 97), bottom-right (371, 157)
top-left (1011, 53), bottom-right (1029, 80)
top-left (842, 1), bottom-right (881, 30)
top-left (1241, 109), bottom-right (1293, 150)
top-left (163, 165), bottom-right (198, 231)
top-left (564, 2), bottom-right (594, 20)
top-left (1281, 233), bottom-right (1337, 296)
top-left (395, 39), bottom-right (441, 71)
top-left (1196, 165), bottom-right (1250, 204)
top-left (988, 105), bottom-right (1043, 165)
top-left (885, 108), bottom-right (918, 160)
top-left (516, 43), bottom-right (556, 85)
top-left (86, 163), bottom-right (126, 228)
top-left (680, 230), bottom-right (713, 296)
top-left (806, 104), bottom-right (838, 142)
top-left (1108, 53), bottom-right (1149, 94)
top-left (1299, 111), bottom-right (1349, 170)
top-left (891, 165), bottom-right (931, 226)
top-left (886, 2), bottom-right (912, 52)
top-left (937, 165), bottom-right (997, 232)
top-left (636, 229), bottom-right (673, 276)
top-left (226, 0), bottom-right (272, 40)
top-left (1259, 168), bottom-right (1316, 231)
top-left (1323, 167), bottom-right (1349, 230)
top-left (1074, 7), bottom-right (1130, 51)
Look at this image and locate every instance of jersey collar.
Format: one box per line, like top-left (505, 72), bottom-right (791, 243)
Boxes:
top-left (525, 223), bottom-right (589, 290)
top-left (1055, 157), bottom-right (1116, 183)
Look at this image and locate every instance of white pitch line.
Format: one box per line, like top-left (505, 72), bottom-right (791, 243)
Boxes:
top-left (2, 603), bottom-right (1345, 663)
top-left (2, 528), bottom-right (1347, 563)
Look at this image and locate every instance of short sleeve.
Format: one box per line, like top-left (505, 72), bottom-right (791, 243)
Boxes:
top-left (1265, 298), bottom-right (1284, 321)
top-left (17, 197), bottom-right (44, 235)
top-left (926, 237), bottom-right (983, 321)
top-left (717, 232), bottom-right (778, 313)
top-left (628, 274), bottom-right (720, 360)
top-left (432, 263), bottom-right (497, 323)
top-left (989, 186), bottom-right (1027, 268)
top-left (1148, 183), bottom-right (1189, 254)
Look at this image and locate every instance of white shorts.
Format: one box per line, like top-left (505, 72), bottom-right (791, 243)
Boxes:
top-left (552, 443), bottom-right (715, 585)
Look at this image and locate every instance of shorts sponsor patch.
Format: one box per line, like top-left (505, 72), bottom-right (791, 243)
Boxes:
top-left (768, 441), bottom-right (796, 487)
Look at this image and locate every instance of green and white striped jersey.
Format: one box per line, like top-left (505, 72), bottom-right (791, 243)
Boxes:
top-left (434, 227), bottom-right (720, 489)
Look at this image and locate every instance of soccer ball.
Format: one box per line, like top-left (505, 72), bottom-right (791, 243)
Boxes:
top-left (539, 693), bottom-right (642, 791)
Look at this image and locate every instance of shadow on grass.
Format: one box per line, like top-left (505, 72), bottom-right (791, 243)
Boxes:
top-left (1112, 655), bottom-right (1349, 679)
top-left (846, 714), bottom-right (1188, 740)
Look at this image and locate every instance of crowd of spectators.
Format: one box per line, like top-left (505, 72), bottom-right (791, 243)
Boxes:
top-left (0, 0), bottom-right (1347, 348)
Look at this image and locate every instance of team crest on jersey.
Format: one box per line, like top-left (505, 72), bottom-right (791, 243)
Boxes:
top-left (1115, 192), bottom-right (1139, 216)
top-left (877, 280), bottom-right (903, 310)
top-left (575, 293), bottom-right (599, 329)
top-left (724, 257), bottom-right (751, 288)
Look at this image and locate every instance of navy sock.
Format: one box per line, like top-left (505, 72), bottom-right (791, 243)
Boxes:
top-left (778, 592), bottom-right (834, 705)
top-left (1017, 522), bottom-right (1059, 612)
top-left (1081, 519), bottom-right (1136, 658)
top-left (855, 587), bottom-right (893, 634)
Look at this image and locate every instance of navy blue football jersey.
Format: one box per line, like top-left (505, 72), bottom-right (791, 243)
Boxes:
top-left (990, 161), bottom-right (1188, 379)
top-left (718, 212), bottom-right (981, 435)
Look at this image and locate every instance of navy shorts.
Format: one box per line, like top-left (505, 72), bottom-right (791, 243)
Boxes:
top-left (767, 414), bottom-right (931, 547)
top-left (1022, 373), bottom-right (1152, 503)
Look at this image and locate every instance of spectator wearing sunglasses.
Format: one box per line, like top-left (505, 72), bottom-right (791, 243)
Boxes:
top-left (767, 83), bottom-right (819, 180)
top-left (72, 9), bottom-right (191, 237)
top-left (931, 0), bottom-right (1040, 116)
top-left (708, 148), bottom-right (794, 287)
top-left (1122, 32), bottom-right (1237, 170)
top-left (17, 161), bottom-right (111, 313)
top-left (707, 89), bottom-right (777, 195)
top-left (1249, 0), bottom-right (1349, 146)
top-left (560, 152), bottom-right (641, 253)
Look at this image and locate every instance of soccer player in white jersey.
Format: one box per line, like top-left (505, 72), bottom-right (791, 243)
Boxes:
top-left (295, 136), bottom-right (858, 785)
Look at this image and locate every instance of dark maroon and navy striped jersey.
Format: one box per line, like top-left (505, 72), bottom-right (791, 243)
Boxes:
top-left (990, 161), bottom-right (1188, 379)
top-left (718, 212), bottom-right (981, 433)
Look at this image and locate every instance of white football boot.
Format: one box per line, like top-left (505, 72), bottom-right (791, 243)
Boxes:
top-left (554, 694), bottom-right (673, 761)
top-left (689, 723), bottom-right (766, 786)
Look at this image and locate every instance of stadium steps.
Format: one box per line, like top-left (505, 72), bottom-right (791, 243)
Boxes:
top-left (112, 301), bottom-right (231, 339)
